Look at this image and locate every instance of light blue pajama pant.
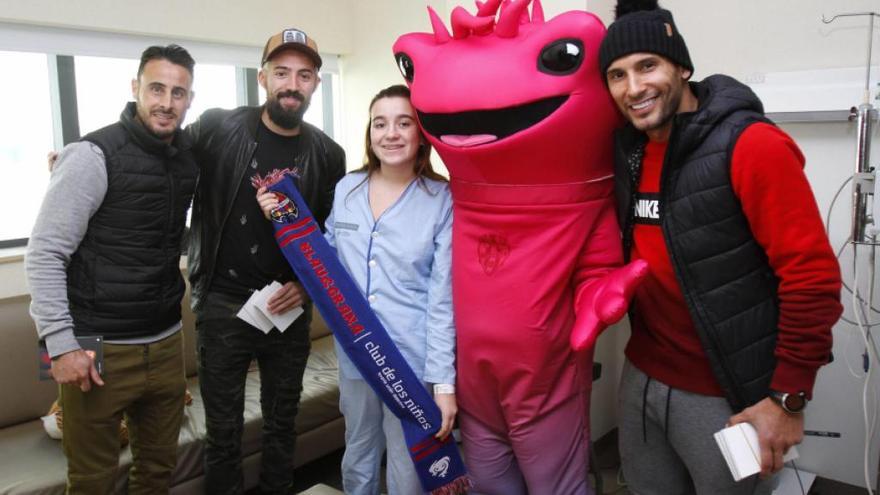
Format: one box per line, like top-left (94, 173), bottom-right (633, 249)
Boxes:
top-left (339, 376), bottom-right (424, 495)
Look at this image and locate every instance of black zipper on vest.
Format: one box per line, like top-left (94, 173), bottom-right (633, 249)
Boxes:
top-left (165, 158), bottom-right (176, 259)
top-left (166, 157), bottom-right (180, 296)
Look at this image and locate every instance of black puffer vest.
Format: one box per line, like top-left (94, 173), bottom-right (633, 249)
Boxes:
top-left (68, 102), bottom-right (198, 338)
top-left (614, 75), bottom-right (777, 411)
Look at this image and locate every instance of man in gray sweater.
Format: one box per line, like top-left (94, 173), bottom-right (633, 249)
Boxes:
top-left (26, 45), bottom-right (198, 495)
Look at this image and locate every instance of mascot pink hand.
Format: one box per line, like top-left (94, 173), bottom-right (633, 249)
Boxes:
top-left (570, 260), bottom-right (649, 351)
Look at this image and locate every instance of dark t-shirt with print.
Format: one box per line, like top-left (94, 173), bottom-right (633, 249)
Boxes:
top-left (212, 120), bottom-right (303, 297)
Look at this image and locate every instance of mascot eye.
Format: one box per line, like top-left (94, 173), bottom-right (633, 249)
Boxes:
top-left (538, 39), bottom-right (584, 75)
top-left (395, 53), bottom-right (415, 82)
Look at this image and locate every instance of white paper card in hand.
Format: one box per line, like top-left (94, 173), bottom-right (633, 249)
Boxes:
top-left (253, 281), bottom-right (304, 333)
top-left (236, 291), bottom-right (274, 333)
top-left (714, 422), bottom-right (799, 482)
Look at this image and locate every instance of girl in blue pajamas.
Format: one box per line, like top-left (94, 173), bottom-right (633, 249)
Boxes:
top-left (326, 85), bottom-right (456, 495)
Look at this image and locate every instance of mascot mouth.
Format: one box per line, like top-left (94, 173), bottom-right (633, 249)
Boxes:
top-left (417, 95), bottom-right (568, 147)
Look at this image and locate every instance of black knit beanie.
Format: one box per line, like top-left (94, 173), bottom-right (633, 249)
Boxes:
top-left (598, 0), bottom-right (693, 77)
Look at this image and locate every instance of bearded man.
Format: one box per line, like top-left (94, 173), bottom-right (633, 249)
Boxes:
top-left (600, 2), bottom-right (841, 493)
top-left (186, 28), bottom-right (345, 495)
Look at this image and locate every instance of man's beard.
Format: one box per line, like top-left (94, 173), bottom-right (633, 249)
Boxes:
top-left (266, 90), bottom-right (310, 129)
top-left (134, 109), bottom-right (178, 141)
top-left (148, 123), bottom-right (176, 140)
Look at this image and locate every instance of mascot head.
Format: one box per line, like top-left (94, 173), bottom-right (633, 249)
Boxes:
top-left (393, 0), bottom-right (619, 184)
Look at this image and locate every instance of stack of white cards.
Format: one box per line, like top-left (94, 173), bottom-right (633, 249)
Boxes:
top-left (714, 422), bottom-right (799, 481)
top-left (236, 281), bottom-right (304, 333)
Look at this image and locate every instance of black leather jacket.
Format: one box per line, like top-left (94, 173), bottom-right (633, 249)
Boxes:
top-left (186, 106), bottom-right (346, 310)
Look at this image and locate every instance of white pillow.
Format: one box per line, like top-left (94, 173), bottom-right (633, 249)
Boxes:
top-left (41, 413), bottom-right (62, 440)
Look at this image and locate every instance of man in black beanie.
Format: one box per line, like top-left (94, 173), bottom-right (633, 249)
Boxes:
top-left (599, 1), bottom-right (842, 494)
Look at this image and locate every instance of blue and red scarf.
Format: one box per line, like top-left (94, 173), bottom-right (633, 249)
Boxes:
top-left (267, 174), bottom-right (469, 494)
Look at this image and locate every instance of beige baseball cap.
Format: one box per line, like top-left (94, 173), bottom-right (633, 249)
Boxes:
top-left (261, 28), bottom-right (322, 69)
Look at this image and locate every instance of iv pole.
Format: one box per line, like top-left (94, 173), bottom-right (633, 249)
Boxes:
top-left (823, 11), bottom-right (880, 494)
top-left (822, 12), bottom-right (879, 245)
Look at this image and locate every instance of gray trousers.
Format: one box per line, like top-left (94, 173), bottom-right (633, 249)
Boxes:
top-left (618, 360), bottom-right (777, 495)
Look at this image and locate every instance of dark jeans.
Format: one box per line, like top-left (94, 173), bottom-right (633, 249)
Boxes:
top-left (197, 291), bottom-right (311, 495)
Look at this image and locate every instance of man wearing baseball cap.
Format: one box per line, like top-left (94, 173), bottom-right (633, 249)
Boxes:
top-left (262, 27), bottom-right (323, 68)
top-left (187, 27), bottom-right (345, 494)
top-left (600, 1), bottom-right (841, 494)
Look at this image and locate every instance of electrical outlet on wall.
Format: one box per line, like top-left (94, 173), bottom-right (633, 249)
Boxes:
top-left (743, 72), bottom-right (766, 84)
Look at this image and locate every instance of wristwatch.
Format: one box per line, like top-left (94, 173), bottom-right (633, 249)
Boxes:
top-left (768, 390), bottom-right (807, 414)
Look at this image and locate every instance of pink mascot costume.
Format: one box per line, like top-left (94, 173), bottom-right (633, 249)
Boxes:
top-left (394, 1), bottom-right (647, 493)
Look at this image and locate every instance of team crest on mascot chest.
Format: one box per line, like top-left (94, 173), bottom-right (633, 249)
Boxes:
top-left (477, 234), bottom-right (509, 275)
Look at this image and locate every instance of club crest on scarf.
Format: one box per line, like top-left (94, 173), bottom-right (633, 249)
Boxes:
top-left (429, 456), bottom-right (451, 478)
top-left (269, 193), bottom-right (299, 223)
top-left (252, 168), bottom-right (303, 224)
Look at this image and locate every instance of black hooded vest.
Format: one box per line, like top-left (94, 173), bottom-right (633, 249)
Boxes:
top-left (614, 75), bottom-right (778, 411)
top-left (67, 102), bottom-right (198, 339)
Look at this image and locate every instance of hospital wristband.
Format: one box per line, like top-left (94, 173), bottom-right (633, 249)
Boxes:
top-left (433, 383), bottom-right (455, 395)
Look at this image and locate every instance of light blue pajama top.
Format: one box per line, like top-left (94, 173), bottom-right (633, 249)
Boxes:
top-left (324, 172), bottom-right (455, 385)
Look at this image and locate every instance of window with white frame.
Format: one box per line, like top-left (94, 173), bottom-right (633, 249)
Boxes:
top-left (0, 22), bottom-right (340, 248)
top-left (0, 51), bottom-right (55, 243)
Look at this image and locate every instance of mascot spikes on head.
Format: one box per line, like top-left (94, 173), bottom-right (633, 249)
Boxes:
top-left (394, 0), bottom-right (648, 492)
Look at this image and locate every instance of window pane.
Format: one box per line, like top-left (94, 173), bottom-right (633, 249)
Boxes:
top-left (305, 79), bottom-right (324, 129)
top-left (0, 51), bottom-right (54, 241)
top-left (185, 64), bottom-right (238, 126)
top-left (74, 56), bottom-right (138, 136)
